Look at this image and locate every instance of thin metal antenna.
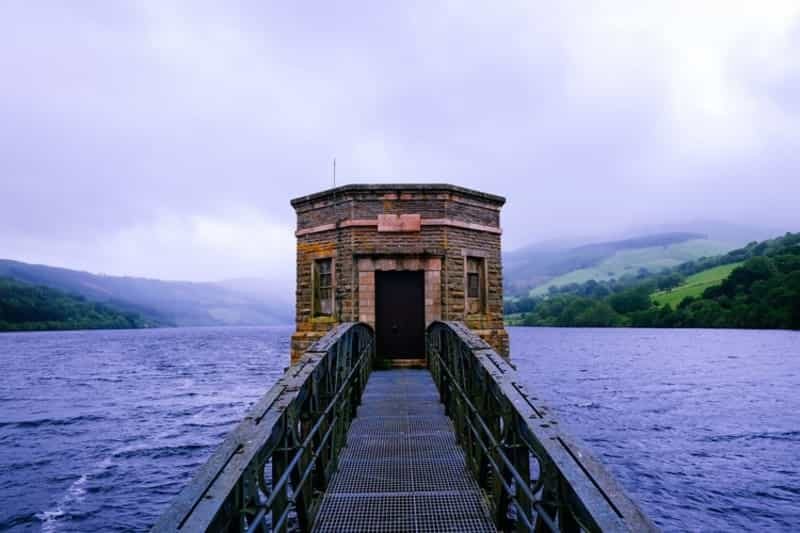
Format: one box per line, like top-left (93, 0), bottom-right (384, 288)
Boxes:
top-left (333, 158), bottom-right (336, 186)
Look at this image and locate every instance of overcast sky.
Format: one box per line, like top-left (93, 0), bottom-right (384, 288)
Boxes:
top-left (1, 2), bottom-right (798, 283)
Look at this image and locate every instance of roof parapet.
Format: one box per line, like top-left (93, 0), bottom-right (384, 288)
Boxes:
top-left (290, 183), bottom-right (506, 208)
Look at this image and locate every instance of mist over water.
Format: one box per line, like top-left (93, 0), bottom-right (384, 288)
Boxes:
top-left (0, 326), bottom-right (798, 531)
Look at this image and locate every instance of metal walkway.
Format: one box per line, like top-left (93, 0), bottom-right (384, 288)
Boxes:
top-left (153, 322), bottom-right (657, 532)
top-left (312, 369), bottom-right (496, 532)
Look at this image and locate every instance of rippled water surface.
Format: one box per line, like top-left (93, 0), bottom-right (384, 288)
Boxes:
top-left (510, 328), bottom-right (800, 531)
top-left (1, 326), bottom-right (798, 531)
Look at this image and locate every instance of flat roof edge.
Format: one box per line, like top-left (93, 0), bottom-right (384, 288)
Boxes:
top-left (290, 183), bottom-right (506, 207)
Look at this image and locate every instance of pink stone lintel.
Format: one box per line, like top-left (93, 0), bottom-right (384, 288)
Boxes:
top-left (377, 213), bottom-right (421, 232)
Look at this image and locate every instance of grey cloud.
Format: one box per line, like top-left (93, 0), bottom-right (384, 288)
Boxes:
top-left (1, 2), bottom-right (798, 280)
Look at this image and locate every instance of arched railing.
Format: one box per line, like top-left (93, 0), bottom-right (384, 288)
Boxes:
top-left (152, 322), bottom-right (374, 533)
top-left (426, 321), bottom-right (657, 532)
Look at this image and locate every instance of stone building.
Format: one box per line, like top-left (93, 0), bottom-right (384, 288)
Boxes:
top-left (290, 184), bottom-right (508, 363)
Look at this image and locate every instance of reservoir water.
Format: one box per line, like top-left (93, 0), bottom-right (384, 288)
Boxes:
top-left (0, 326), bottom-right (798, 531)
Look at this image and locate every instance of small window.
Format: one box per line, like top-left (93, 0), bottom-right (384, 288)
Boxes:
top-left (314, 258), bottom-right (333, 316)
top-left (466, 257), bottom-right (485, 314)
top-left (467, 272), bottom-right (480, 298)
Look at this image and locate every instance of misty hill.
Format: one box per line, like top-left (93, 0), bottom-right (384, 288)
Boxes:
top-left (622, 220), bottom-right (785, 246)
top-left (0, 277), bottom-right (149, 331)
top-left (0, 260), bottom-right (293, 327)
top-left (504, 232), bottom-right (735, 296)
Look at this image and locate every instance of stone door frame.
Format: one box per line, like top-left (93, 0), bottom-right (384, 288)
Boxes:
top-left (357, 255), bottom-right (441, 328)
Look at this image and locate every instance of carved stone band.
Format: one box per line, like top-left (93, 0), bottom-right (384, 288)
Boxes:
top-left (295, 217), bottom-right (502, 237)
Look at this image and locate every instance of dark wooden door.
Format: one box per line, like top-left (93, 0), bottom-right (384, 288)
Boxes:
top-left (375, 271), bottom-right (425, 360)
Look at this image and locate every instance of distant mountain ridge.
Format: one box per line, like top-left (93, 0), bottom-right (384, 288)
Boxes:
top-left (620, 220), bottom-right (786, 246)
top-left (503, 232), bottom-right (720, 295)
top-left (0, 259), bottom-right (293, 327)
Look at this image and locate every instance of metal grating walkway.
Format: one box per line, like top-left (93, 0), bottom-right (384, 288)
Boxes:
top-left (313, 369), bottom-right (496, 533)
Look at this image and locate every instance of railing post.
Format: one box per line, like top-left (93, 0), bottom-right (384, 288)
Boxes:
top-left (486, 390), bottom-right (506, 528)
top-left (291, 407), bottom-right (313, 531)
top-left (534, 461), bottom-right (559, 533)
top-left (558, 478), bottom-right (582, 533)
top-left (509, 423), bottom-right (533, 533)
top-left (271, 432), bottom-right (289, 533)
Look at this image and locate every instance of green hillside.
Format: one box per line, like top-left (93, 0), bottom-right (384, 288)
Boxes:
top-left (0, 277), bottom-right (149, 331)
top-left (652, 262), bottom-right (743, 308)
top-left (529, 239), bottom-right (733, 296)
top-left (505, 232), bottom-right (800, 330)
top-left (504, 232), bottom-right (711, 295)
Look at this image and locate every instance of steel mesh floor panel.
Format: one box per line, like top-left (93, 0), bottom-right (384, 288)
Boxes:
top-left (312, 369), bottom-right (495, 532)
top-left (341, 436), bottom-right (411, 462)
top-left (314, 490), bottom-right (495, 530)
top-left (329, 458), bottom-right (478, 493)
top-left (313, 494), bottom-right (415, 533)
top-left (363, 389), bottom-right (424, 394)
top-left (348, 417), bottom-right (409, 437)
top-left (361, 387), bottom-right (440, 396)
top-left (407, 432), bottom-right (460, 457)
top-left (357, 400), bottom-right (444, 417)
top-left (406, 403), bottom-right (446, 416)
top-left (415, 491), bottom-right (497, 532)
top-left (328, 461), bottom-right (412, 493)
top-left (343, 433), bottom-right (460, 462)
top-left (407, 415), bottom-right (457, 435)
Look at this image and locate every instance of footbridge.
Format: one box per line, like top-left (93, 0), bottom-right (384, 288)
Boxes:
top-left (152, 322), bottom-right (656, 532)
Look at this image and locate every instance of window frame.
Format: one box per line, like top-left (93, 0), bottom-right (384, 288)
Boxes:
top-left (313, 257), bottom-right (334, 317)
top-left (467, 271), bottom-right (480, 298)
top-left (465, 255), bottom-right (486, 315)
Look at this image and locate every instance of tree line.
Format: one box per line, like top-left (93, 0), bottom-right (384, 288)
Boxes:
top-left (0, 277), bottom-right (148, 331)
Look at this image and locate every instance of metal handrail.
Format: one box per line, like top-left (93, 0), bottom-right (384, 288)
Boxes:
top-left (426, 321), bottom-right (658, 532)
top-left (152, 322), bottom-right (374, 533)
